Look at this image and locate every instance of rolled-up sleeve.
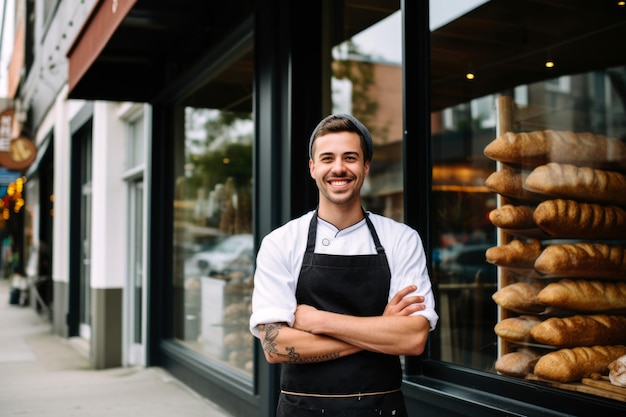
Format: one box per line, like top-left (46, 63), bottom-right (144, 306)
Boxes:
top-left (249, 231), bottom-right (299, 338)
top-left (384, 221), bottom-right (439, 331)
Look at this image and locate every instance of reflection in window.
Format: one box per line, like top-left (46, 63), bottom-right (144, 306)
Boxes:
top-left (173, 109), bottom-right (254, 375)
top-left (431, 96), bottom-right (498, 369)
top-left (332, 8), bottom-right (403, 221)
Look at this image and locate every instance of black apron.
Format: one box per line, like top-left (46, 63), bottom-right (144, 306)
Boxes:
top-left (276, 211), bottom-right (407, 417)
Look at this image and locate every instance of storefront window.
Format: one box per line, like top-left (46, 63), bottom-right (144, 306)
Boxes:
top-left (331, 2), bottom-right (403, 220)
top-left (171, 50), bottom-right (254, 376)
top-left (430, 0), bottom-right (626, 400)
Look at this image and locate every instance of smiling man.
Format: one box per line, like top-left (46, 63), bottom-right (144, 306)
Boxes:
top-left (250, 114), bottom-right (438, 417)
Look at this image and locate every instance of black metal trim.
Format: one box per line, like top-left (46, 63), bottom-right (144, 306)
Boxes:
top-left (401, 0), bottom-right (433, 377)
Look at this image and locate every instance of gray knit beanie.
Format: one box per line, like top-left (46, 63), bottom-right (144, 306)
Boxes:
top-left (308, 114), bottom-right (374, 161)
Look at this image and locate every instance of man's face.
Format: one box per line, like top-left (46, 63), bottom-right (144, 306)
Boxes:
top-left (309, 131), bottom-right (370, 207)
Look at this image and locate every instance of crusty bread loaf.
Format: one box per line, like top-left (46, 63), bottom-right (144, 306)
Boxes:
top-left (533, 345), bottom-right (626, 382)
top-left (485, 170), bottom-right (545, 202)
top-left (483, 130), bottom-right (626, 169)
top-left (492, 281), bottom-right (546, 314)
top-left (524, 163), bottom-right (626, 205)
top-left (534, 243), bottom-right (626, 278)
top-left (536, 279), bottom-right (626, 312)
top-left (494, 315), bottom-right (541, 342)
top-left (529, 314), bottom-right (626, 347)
top-left (533, 199), bottom-right (626, 239)
top-left (486, 239), bottom-right (542, 268)
top-left (495, 348), bottom-right (541, 378)
top-left (489, 204), bottom-right (536, 229)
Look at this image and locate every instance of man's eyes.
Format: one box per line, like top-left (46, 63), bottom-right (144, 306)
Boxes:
top-left (320, 156), bottom-right (357, 162)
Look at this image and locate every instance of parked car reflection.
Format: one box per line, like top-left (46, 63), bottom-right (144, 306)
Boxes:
top-left (184, 234), bottom-right (254, 278)
top-left (434, 242), bottom-right (496, 283)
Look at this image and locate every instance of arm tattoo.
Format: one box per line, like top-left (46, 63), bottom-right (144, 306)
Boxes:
top-left (261, 323), bottom-right (341, 363)
top-left (261, 323), bottom-right (284, 358)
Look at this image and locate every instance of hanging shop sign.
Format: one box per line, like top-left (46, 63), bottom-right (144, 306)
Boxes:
top-left (0, 108), bottom-right (36, 171)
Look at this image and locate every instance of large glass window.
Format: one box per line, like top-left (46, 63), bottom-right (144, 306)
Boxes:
top-left (331, 1), bottom-right (403, 220)
top-left (171, 49), bottom-right (254, 377)
top-left (429, 0), bottom-right (626, 400)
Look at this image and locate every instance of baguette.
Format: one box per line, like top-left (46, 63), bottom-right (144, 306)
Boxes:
top-left (492, 281), bottom-right (546, 314)
top-left (534, 242), bottom-right (626, 278)
top-left (485, 170), bottom-right (545, 202)
top-left (533, 199), bottom-right (626, 239)
top-left (483, 130), bottom-right (626, 169)
top-left (494, 315), bottom-right (541, 342)
top-left (495, 348), bottom-right (541, 378)
top-left (488, 204), bottom-right (536, 229)
top-left (536, 279), bottom-right (626, 312)
top-left (533, 345), bottom-right (626, 382)
top-left (524, 163), bottom-right (626, 206)
top-left (529, 314), bottom-right (626, 347)
top-left (486, 239), bottom-right (542, 268)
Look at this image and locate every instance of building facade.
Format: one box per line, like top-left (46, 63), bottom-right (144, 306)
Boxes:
top-left (3, 0), bottom-right (626, 416)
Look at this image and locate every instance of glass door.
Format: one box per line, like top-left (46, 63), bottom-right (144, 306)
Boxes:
top-left (127, 179), bottom-right (145, 365)
top-left (79, 131), bottom-right (93, 340)
top-left (124, 109), bottom-right (148, 366)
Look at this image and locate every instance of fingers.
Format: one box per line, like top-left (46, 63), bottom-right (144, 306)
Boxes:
top-left (389, 285), bottom-right (417, 303)
top-left (383, 284), bottom-right (428, 316)
top-left (392, 285), bottom-right (425, 305)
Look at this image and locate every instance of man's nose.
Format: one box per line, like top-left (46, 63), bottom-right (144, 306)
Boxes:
top-left (330, 159), bottom-right (347, 173)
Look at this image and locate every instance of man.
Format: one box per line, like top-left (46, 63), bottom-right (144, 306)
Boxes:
top-left (249, 114), bottom-right (438, 416)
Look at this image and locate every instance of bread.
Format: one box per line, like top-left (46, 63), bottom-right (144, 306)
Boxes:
top-left (608, 354), bottom-right (626, 387)
top-left (533, 199), bottom-right (626, 239)
top-left (533, 345), bottom-right (626, 382)
top-left (483, 130), bottom-right (626, 169)
top-left (484, 170), bottom-right (545, 202)
top-left (495, 348), bottom-right (541, 377)
top-left (524, 163), bottom-right (626, 205)
top-left (486, 239), bottom-right (542, 268)
top-left (536, 279), bottom-right (626, 312)
top-left (534, 243), bottom-right (626, 278)
top-left (494, 315), bottom-right (541, 342)
top-left (489, 204), bottom-right (536, 229)
top-left (492, 281), bottom-right (546, 314)
top-left (529, 314), bottom-right (626, 347)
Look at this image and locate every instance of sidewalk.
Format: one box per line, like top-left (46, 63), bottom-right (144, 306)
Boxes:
top-left (0, 278), bottom-right (235, 417)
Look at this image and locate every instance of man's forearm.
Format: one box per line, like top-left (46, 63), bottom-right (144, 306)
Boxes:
top-left (258, 323), bottom-right (362, 364)
top-left (298, 312), bottom-right (430, 356)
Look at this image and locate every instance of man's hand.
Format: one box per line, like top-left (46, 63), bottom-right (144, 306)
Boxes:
top-left (383, 285), bottom-right (426, 316)
top-left (293, 304), bottom-right (319, 333)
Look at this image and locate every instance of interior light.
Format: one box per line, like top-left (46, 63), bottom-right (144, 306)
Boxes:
top-left (545, 49), bottom-right (555, 69)
top-left (465, 61), bottom-right (475, 80)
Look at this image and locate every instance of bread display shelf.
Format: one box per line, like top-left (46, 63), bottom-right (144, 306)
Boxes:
top-left (526, 374), bottom-right (626, 403)
top-left (488, 96), bottom-right (626, 399)
top-left (507, 341), bottom-right (557, 350)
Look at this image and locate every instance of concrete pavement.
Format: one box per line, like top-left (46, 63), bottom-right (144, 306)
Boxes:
top-left (0, 278), bottom-right (235, 417)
